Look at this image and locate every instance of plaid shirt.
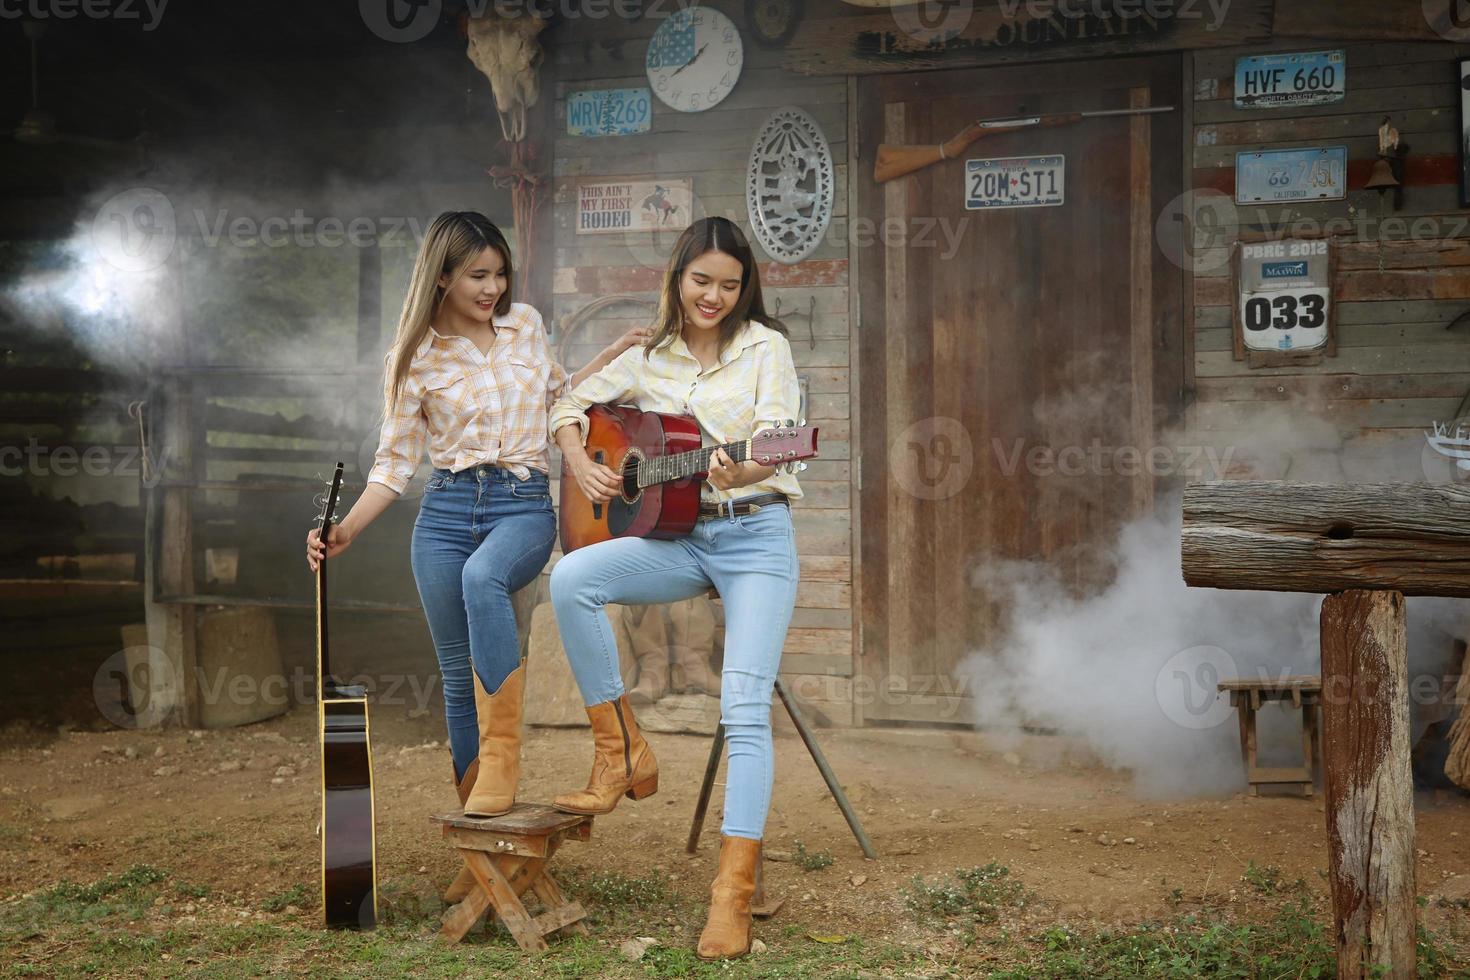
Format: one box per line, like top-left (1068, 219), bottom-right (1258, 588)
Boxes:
top-left (367, 303), bottom-right (567, 493)
top-left (549, 319), bottom-right (803, 504)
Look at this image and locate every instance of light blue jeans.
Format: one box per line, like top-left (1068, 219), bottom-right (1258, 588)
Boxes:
top-left (549, 502), bottom-right (799, 840)
top-left (411, 465), bottom-right (557, 782)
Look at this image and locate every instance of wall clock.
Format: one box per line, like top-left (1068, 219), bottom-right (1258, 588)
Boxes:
top-left (645, 6), bottom-right (743, 113)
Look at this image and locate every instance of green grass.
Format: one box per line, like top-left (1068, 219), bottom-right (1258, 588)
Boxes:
top-left (1, 863), bottom-right (1465, 979)
top-left (790, 840), bottom-right (834, 872)
top-left (259, 883), bottom-right (307, 913)
top-left (903, 862), bottom-right (1030, 931)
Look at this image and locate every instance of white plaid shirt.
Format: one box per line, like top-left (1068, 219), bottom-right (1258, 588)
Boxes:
top-left (367, 303), bottom-right (567, 493)
top-left (549, 319), bottom-right (803, 503)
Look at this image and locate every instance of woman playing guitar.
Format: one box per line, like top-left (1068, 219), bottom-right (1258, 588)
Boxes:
top-left (305, 211), bottom-right (647, 818)
top-left (548, 216), bottom-right (802, 961)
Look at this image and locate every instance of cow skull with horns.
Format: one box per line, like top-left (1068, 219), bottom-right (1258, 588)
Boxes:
top-left (465, 14), bottom-right (548, 143)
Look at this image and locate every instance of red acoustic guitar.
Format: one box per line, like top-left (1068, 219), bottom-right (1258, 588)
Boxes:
top-left (559, 404), bottom-right (819, 553)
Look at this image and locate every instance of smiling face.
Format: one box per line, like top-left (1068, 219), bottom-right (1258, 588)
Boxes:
top-left (678, 249), bottom-right (744, 337)
top-left (438, 245), bottom-right (509, 325)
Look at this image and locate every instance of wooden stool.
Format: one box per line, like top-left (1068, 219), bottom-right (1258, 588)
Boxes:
top-left (431, 803), bottom-right (593, 951)
top-left (1218, 675), bottom-right (1323, 797)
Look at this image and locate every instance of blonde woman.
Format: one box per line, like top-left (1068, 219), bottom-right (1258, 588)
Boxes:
top-left (305, 211), bottom-right (648, 817)
top-left (548, 216), bottom-right (802, 960)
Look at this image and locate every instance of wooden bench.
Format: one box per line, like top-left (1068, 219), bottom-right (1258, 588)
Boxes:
top-left (1218, 675), bottom-right (1323, 797)
top-left (431, 803), bottom-right (593, 951)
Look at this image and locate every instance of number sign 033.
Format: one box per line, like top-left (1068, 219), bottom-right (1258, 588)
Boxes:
top-left (1234, 238), bottom-right (1334, 358)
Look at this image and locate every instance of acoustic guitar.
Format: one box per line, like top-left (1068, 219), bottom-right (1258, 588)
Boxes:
top-left (313, 462), bottom-right (378, 929)
top-left (558, 404), bottom-right (819, 553)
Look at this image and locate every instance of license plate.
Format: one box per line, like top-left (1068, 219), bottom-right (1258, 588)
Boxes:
top-left (567, 88), bottom-right (652, 137)
top-left (1235, 147), bottom-right (1347, 204)
top-left (1234, 50), bottom-right (1345, 109)
top-left (965, 155), bottom-right (1065, 210)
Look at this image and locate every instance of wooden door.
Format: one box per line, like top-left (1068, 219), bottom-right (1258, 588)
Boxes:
top-left (855, 56), bottom-right (1186, 724)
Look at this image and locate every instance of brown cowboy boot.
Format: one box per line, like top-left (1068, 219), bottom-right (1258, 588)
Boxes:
top-left (696, 836), bottom-right (762, 960)
top-left (552, 694), bottom-right (657, 814)
top-left (462, 665), bottom-right (525, 818)
top-left (442, 756), bottom-right (481, 902)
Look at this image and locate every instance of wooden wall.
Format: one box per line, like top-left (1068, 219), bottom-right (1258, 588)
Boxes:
top-left (1185, 40), bottom-right (1470, 481)
top-left (540, 2), bottom-right (858, 723)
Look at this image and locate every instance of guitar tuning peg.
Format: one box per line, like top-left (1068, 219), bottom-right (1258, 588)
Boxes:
top-left (798, 418), bottom-right (807, 427)
top-left (771, 419), bottom-right (784, 428)
top-left (784, 419), bottom-right (795, 428)
top-left (796, 461), bottom-right (808, 473)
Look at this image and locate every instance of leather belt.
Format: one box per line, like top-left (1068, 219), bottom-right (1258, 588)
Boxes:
top-left (697, 492), bottom-right (789, 520)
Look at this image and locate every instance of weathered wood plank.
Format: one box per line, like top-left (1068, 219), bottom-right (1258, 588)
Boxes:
top-left (1181, 482), bottom-right (1470, 597)
top-left (1320, 589), bottom-right (1416, 980)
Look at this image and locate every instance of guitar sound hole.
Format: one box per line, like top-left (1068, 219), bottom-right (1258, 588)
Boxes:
top-left (622, 456), bottom-right (640, 500)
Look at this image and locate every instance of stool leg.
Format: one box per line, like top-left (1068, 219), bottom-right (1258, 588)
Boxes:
top-left (1242, 704), bottom-right (1259, 796)
top-left (461, 851), bottom-right (547, 952)
top-left (530, 872), bottom-right (590, 937)
top-left (1302, 703), bottom-right (1319, 798)
top-left (775, 678), bottom-right (877, 859)
top-left (685, 723), bottom-right (726, 854)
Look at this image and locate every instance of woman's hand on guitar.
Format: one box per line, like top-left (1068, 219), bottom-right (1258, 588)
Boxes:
top-left (306, 523), bottom-right (354, 572)
top-left (705, 447), bottom-right (750, 492)
top-left (571, 452), bottom-right (624, 504)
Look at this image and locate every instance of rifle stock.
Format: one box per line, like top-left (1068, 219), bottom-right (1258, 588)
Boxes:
top-left (873, 106), bottom-right (1172, 184)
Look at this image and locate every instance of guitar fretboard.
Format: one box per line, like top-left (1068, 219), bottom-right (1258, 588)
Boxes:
top-left (636, 439), bottom-right (752, 489)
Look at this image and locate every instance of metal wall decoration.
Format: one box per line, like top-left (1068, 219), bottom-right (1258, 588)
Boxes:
top-left (746, 106), bottom-right (834, 264)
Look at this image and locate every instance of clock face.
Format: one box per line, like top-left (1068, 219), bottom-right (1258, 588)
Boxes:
top-left (645, 6), bottom-right (743, 113)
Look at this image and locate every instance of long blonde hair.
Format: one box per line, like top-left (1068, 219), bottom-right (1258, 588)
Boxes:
top-left (645, 217), bottom-right (785, 359)
top-left (384, 211), bottom-right (514, 411)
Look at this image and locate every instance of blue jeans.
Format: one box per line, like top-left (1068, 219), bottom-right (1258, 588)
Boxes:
top-left (550, 502), bottom-right (799, 840)
top-left (411, 465), bottom-right (556, 781)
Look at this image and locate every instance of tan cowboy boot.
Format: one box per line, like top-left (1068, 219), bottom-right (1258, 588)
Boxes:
top-left (442, 757), bottom-right (481, 902)
top-left (462, 665), bottom-right (525, 818)
top-left (552, 694), bottom-right (658, 814)
top-left (696, 836), bottom-right (762, 960)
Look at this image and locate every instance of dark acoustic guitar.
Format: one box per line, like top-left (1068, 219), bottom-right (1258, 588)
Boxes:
top-left (559, 405), bottom-right (819, 553)
top-left (313, 462), bottom-right (378, 929)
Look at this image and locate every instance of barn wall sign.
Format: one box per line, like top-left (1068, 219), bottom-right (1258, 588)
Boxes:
top-left (575, 179), bottom-right (694, 235)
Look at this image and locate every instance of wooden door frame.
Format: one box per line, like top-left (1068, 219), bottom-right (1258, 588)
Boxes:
top-left (850, 53), bottom-right (1191, 726)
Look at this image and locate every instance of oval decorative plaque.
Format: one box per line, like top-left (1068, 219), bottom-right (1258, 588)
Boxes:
top-left (746, 106), bottom-right (834, 264)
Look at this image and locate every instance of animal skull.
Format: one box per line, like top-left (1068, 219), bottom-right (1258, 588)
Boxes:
top-left (465, 14), bottom-right (547, 143)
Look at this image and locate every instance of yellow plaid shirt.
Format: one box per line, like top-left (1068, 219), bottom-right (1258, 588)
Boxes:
top-left (367, 303), bottom-right (567, 493)
top-left (549, 319), bottom-right (803, 504)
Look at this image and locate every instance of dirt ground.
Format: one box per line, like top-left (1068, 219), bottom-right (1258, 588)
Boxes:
top-left (2, 704), bottom-right (1468, 969)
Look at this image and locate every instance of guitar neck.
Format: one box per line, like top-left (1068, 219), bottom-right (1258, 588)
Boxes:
top-left (636, 439), bottom-right (750, 489)
top-left (316, 517), bottom-right (334, 695)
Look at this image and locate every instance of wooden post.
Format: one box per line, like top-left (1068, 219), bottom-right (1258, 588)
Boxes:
top-left (1320, 590), bottom-right (1415, 979)
top-left (1181, 481), bottom-right (1470, 979)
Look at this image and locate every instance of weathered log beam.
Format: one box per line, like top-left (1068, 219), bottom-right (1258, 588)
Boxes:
top-left (1321, 590), bottom-right (1416, 980)
top-left (1181, 482), bottom-right (1470, 598)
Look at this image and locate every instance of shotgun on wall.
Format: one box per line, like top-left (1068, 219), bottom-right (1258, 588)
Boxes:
top-left (873, 104), bottom-right (1177, 184)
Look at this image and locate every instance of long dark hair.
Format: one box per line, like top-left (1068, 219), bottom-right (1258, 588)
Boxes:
top-left (645, 217), bottom-right (786, 358)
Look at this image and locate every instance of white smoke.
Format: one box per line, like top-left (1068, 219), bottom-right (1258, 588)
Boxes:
top-left (960, 391), bottom-right (1469, 797)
